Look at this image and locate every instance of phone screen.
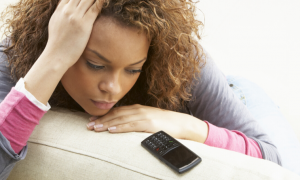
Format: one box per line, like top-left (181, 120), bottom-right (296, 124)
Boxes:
top-left (162, 145), bottom-right (198, 168)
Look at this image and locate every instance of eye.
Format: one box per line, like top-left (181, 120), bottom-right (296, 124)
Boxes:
top-left (127, 69), bottom-right (143, 75)
top-left (86, 61), bottom-right (105, 71)
top-left (86, 60), bottom-right (143, 75)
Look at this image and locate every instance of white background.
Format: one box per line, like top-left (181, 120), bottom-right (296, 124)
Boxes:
top-left (195, 0), bottom-right (300, 142)
top-left (1, 0), bottom-right (300, 142)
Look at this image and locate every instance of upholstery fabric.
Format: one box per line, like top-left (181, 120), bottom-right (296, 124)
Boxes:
top-left (8, 108), bottom-right (300, 180)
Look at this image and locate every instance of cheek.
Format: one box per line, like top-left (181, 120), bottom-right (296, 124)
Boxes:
top-left (121, 75), bottom-right (140, 94)
top-left (60, 60), bottom-right (95, 99)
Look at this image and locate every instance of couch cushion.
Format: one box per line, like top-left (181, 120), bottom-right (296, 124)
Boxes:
top-left (8, 108), bottom-right (300, 180)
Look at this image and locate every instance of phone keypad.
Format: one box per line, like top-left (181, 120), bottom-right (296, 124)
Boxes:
top-left (145, 132), bottom-right (179, 155)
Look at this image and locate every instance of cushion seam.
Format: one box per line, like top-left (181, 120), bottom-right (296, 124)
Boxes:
top-left (27, 140), bottom-right (176, 180)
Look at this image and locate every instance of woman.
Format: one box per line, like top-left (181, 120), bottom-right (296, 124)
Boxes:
top-left (0, 0), bottom-right (299, 178)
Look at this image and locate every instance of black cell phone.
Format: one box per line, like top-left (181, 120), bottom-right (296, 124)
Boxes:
top-left (141, 131), bottom-right (202, 174)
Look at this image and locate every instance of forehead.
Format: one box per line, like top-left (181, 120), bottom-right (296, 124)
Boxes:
top-left (84, 16), bottom-right (150, 65)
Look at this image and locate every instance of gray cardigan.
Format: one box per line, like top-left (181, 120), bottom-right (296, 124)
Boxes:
top-left (0, 39), bottom-right (281, 179)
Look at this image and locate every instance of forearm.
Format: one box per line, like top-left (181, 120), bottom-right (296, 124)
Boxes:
top-left (0, 79), bottom-right (49, 154)
top-left (184, 115), bottom-right (208, 143)
top-left (204, 122), bottom-right (262, 158)
top-left (185, 117), bottom-right (262, 159)
top-left (24, 50), bottom-right (70, 105)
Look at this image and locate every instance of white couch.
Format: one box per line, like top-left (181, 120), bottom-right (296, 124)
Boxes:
top-left (7, 108), bottom-right (300, 179)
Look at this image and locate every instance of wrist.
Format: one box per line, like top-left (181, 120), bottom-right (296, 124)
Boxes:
top-left (24, 51), bottom-right (70, 105)
top-left (42, 47), bottom-right (75, 69)
top-left (184, 115), bottom-right (209, 143)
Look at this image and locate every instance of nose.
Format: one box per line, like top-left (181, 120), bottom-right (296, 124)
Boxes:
top-left (98, 71), bottom-right (122, 95)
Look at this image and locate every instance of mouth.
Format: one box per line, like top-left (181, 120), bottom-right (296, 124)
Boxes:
top-left (91, 100), bottom-right (117, 110)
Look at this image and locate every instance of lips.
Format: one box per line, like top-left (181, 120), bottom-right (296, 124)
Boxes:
top-left (91, 100), bottom-right (116, 110)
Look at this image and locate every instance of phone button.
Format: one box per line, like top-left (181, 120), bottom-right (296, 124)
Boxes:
top-left (159, 150), bottom-right (164, 155)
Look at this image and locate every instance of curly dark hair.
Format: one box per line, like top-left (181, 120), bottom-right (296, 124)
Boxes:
top-left (0, 0), bottom-right (205, 113)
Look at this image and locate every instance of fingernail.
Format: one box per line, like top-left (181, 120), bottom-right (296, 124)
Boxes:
top-left (94, 124), bottom-right (103, 129)
top-left (87, 121), bottom-right (95, 128)
top-left (89, 116), bottom-right (98, 121)
top-left (108, 126), bottom-right (116, 131)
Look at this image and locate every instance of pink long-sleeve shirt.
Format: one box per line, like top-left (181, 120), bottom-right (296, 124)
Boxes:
top-left (0, 78), bottom-right (262, 158)
top-left (0, 78), bottom-right (49, 153)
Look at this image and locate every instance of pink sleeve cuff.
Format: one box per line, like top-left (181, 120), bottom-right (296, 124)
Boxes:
top-left (14, 77), bottom-right (51, 111)
top-left (203, 121), bottom-right (262, 159)
top-left (0, 87), bottom-right (47, 154)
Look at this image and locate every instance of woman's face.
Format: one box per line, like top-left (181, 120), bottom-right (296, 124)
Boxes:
top-left (61, 16), bottom-right (150, 116)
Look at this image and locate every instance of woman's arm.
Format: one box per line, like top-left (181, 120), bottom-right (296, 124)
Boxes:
top-left (0, 40), bottom-right (50, 179)
top-left (0, 81), bottom-right (50, 179)
top-left (0, 78), bottom-right (50, 153)
top-left (187, 47), bottom-right (281, 164)
top-left (0, 34), bottom-right (68, 153)
top-left (183, 112), bottom-right (263, 158)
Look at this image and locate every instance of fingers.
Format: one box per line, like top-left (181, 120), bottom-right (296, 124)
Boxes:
top-left (106, 120), bottom-right (148, 133)
top-left (86, 104), bottom-right (149, 132)
top-left (88, 104), bottom-right (142, 122)
top-left (58, 0), bottom-right (103, 20)
top-left (87, 114), bottom-right (148, 133)
top-left (87, 111), bottom-right (140, 130)
top-left (97, 105), bottom-right (142, 123)
top-left (85, 0), bottom-right (104, 20)
top-left (77, 0), bottom-right (98, 16)
top-left (67, 0), bottom-right (81, 8)
top-left (55, 0), bottom-right (70, 11)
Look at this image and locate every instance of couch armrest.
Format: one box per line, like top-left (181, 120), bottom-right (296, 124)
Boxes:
top-left (8, 108), bottom-right (300, 180)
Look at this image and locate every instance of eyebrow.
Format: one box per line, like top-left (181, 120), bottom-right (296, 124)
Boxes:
top-left (87, 48), bottom-right (147, 66)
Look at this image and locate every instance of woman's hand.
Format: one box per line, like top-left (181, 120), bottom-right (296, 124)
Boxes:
top-left (44, 0), bottom-right (104, 68)
top-left (86, 104), bottom-right (209, 143)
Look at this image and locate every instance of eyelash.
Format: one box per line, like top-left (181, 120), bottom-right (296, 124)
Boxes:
top-left (86, 61), bottom-right (143, 75)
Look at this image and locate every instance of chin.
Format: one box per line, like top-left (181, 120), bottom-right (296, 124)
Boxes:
top-left (86, 108), bottom-right (112, 117)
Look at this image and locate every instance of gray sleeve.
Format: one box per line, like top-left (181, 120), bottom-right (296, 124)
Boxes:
top-left (0, 39), bottom-right (28, 179)
top-left (187, 49), bottom-right (282, 165)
